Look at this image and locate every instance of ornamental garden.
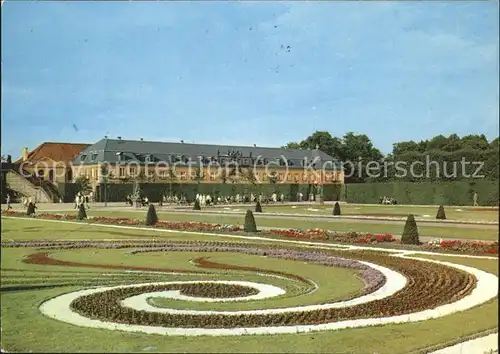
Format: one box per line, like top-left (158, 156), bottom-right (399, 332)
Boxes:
top-left (0, 203), bottom-right (498, 353)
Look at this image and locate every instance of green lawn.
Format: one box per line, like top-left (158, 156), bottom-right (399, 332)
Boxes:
top-left (45, 208), bottom-right (498, 241)
top-left (0, 218), bottom-right (498, 353)
top-left (257, 204), bottom-right (499, 222)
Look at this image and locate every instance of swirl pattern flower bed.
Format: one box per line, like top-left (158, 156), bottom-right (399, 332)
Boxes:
top-left (1, 238), bottom-right (496, 338)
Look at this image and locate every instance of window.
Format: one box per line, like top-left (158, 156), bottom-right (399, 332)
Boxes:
top-left (91, 153), bottom-right (98, 161)
top-left (180, 172), bottom-right (187, 180)
top-left (278, 173), bottom-right (284, 181)
top-left (159, 170), bottom-right (166, 178)
top-left (302, 173), bottom-right (308, 181)
top-left (129, 167), bottom-right (136, 176)
top-left (210, 172), bottom-right (217, 180)
top-left (119, 167), bottom-right (126, 177)
top-left (80, 154), bottom-right (87, 161)
top-left (287, 174), bottom-right (292, 181)
top-left (145, 154), bottom-right (151, 163)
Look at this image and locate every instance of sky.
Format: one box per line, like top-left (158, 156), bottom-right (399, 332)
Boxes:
top-left (1, 1), bottom-right (498, 159)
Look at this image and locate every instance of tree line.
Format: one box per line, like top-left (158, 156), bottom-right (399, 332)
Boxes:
top-left (283, 132), bottom-right (499, 183)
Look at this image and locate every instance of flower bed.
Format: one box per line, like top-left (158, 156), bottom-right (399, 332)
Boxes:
top-left (2, 210), bottom-right (497, 255)
top-left (425, 239), bottom-right (499, 255)
top-left (67, 248), bottom-right (475, 329)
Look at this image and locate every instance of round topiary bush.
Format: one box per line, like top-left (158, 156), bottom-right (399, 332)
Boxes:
top-left (401, 214), bottom-right (420, 245)
top-left (333, 202), bottom-right (341, 216)
top-left (244, 210), bottom-right (258, 233)
top-left (146, 204), bottom-right (158, 226)
top-left (436, 205), bottom-right (446, 220)
top-left (77, 203), bottom-right (87, 220)
top-left (193, 199), bottom-right (201, 211)
top-left (255, 201), bottom-right (263, 213)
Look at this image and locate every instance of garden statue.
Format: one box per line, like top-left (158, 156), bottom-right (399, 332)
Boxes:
top-left (473, 192), bottom-right (478, 206)
top-left (132, 182), bottom-right (141, 208)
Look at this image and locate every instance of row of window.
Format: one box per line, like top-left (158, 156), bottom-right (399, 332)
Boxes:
top-left (109, 168), bottom-right (340, 181)
top-left (80, 152), bottom-right (337, 168)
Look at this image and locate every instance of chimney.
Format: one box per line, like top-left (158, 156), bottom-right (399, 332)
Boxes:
top-left (23, 147), bottom-right (29, 162)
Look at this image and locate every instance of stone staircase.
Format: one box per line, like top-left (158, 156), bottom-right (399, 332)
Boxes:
top-left (5, 170), bottom-right (53, 203)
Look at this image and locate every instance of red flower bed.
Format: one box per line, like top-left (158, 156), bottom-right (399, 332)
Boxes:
top-left (263, 228), bottom-right (328, 240)
top-left (437, 239), bottom-right (499, 255)
top-left (2, 209), bottom-right (496, 256)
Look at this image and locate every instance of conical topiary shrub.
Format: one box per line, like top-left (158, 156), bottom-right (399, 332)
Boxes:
top-left (244, 209), bottom-right (258, 233)
top-left (436, 205), bottom-right (446, 220)
top-left (193, 199), bottom-right (201, 211)
top-left (146, 204), bottom-right (158, 226)
top-left (255, 201), bottom-right (263, 213)
top-left (333, 202), bottom-right (341, 216)
top-left (78, 203), bottom-right (87, 220)
top-left (26, 202), bottom-right (36, 216)
top-left (401, 214), bottom-right (420, 245)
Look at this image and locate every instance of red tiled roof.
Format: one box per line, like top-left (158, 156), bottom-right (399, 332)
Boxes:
top-left (14, 142), bottom-right (91, 164)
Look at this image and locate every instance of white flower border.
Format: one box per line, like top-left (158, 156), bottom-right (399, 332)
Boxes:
top-left (38, 247), bottom-right (497, 336)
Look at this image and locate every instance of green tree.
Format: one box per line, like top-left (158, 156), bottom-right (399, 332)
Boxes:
top-left (75, 176), bottom-right (92, 195)
top-left (392, 141), bottom-right (420, 155)
top-left (281, 142), bottom-right (301, 149)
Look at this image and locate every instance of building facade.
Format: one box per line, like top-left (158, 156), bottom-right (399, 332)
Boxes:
top-left (14, 142), bottom-right (91, 184)
top-left (72, 138), bottom-right (344, 189)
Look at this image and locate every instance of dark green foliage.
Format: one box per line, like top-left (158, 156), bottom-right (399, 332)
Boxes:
top-left (255, 201), bottom-right (262, 213)
top-left (436, 205), bottom-right (446, 220)
top-left (193, 199), bottom-right (201, 211)
top-left (77, 204), bottom-right (87, 220)
top-left (401, 214), bottom-right (420, 245)
top-left (92, 183), bottom-right (341, 204)
top-left (333, 202), bottom-right (341, 216)
top-left (26, 202), bottom-right (36, 216)
top-left (244, 210), bottom-right (257, 233)
top-left (146, 204), bottom-right (158, 226)
top-left (344, 180), bottom-right (498, 206)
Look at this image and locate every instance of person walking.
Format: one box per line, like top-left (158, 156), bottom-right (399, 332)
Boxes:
top-left (5, 193), bottom-right (12, 210)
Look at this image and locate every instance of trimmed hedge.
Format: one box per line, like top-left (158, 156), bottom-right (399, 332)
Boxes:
top-left (436, 205), bottom-right (446, 220)
top-left (401, 214), bottom-right (420, 245)
top-left (344, 180), bottom-right (498, 206)
top-left (91, 183), bottom-right (342, 203)
top-left (57, 183), bottom-right (81, 203)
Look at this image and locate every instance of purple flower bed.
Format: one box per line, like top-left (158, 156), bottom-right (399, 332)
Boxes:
top-left (2, 240), bottom-right (385, 292)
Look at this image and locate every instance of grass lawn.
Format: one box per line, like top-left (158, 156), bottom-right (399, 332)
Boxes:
top-left (43, 208), bottom-right (498, 241)
top-left (258, 204), bottom-right (499, 222)
top-left (0, 218), bottom-right (497, 353)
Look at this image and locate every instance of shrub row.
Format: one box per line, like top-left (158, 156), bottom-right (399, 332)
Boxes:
top-left (344, 180), bottom-right (499, 206)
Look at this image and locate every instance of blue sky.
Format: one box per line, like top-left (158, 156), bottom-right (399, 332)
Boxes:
top-left (1, 1), bottom-right (498, 159)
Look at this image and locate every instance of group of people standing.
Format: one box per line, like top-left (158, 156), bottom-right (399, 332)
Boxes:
top-left (74, 192), bottom-right (93, 209)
